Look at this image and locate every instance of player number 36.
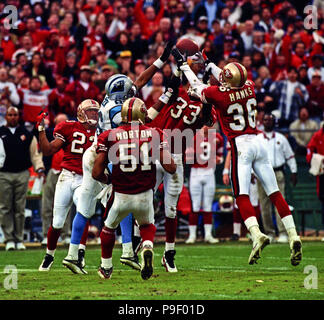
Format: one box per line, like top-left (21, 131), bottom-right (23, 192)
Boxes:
top-left (227, 98), bottom-right (257, 131)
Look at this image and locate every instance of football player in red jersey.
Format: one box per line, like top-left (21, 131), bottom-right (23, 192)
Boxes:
top-left (172, 48), bottom-right (302, 266)
top-left (37, 99), bottom-right (99, 273)
top-left (147, 54), bottom-right (216, 272)
top-left (92, 97), bottom-right (176, 280)
top-left (185, 126), bottom-right (224, 244)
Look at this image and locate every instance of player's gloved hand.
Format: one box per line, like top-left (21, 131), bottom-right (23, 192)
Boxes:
top-left (36, 111), bottom-right (48, 132)
top-left (160, 39), bottom-right (176, 62)
top-left (171, 48), bottom-right (186, 69)
top-left (159, 75), bottom-right (181, 105)
top-left (153, 39), bottom-right (176, 69)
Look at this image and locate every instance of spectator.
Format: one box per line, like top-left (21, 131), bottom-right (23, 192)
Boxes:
top-left (306, 125), bottom-right (324, 241)
top-left (252, 30), bottom-right (265, 53)
top-left (0, 107), bottom-right (45, 251)
top-left (107, 5), bottom-right (129, 40)
top-left (257, 65), bottom-right (272, 93)
top-left (64, 65), bottom-right (100, 115)
top-left (0, 67), bottom-right (20, 107)
top-left (290, 41), bottom-right (308, 69)
top-left (24, 52), bottom-right (56, 89)
top-left (62, 52), bottom-right (80, 82)
top-left (256, 113), bottom-right (297, 243)
top-left (307, 71), bottom-right (324, 122)
top-left (298, 65), bottom-right (310, 86)
top-left (269, 67), bottom-right (309, 129)
top-left (41, 113), bottom-right (71, 246)
top-left (240, 20), bottom-right (255, 53)
top-left (289, 107), bottom-right (319, 156)
top-left (134, 0), bottom-right (165, 40)
top-left (19, 76), bottom-right (53, 130)
top-left (308, 54), bottom-right (324, 82)
top-left (193, 0), bottom-right (225, 29)
top-left (128, 23), bottom-right (149, 61)
top-left (141, 71), bottom-right (164, 102)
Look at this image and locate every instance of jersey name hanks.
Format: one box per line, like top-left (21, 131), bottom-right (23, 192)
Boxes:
top-left (229, 87), bottom-right (253, 102)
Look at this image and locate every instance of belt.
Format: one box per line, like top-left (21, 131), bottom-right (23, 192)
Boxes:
top-left (274, 165), bottom-right (284, 172)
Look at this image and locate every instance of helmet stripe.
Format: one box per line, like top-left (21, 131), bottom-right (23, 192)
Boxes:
top-left (233, 63), bottom-right (245, 87)
top-left (128, 97), bottom-right (136, 122)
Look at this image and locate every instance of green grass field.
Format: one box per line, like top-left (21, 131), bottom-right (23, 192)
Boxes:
top-left (0, 242), bottom-right (323, 300)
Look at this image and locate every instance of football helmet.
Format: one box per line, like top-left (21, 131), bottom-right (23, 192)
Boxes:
top-left (77, 99), bottom-right (100, 125)
top-left (219, 195), bottom-right (234, 212)
top-left (221, 62), bottom-right (247, 89)
top-left (121, 97), bottom-right (147, 124)
top-left (104, 74), bottom-right (137, 102)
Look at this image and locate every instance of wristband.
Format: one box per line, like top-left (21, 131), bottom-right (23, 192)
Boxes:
top-left (223, 168), bottom-right (229, 175)
top-left (159, 93), bottom-right (170, 104)
top-left (147, 108), bottom-right (159, 120)
top-left (153, 58), bottom-right (164, 69)
top-left (38, 125), bottom-right (45, 132)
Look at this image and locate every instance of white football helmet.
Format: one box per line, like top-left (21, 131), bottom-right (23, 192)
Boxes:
top-left (104, 74), bottom-right (137, 102)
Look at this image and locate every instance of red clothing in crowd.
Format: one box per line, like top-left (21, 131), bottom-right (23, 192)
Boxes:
top-left (134, 0), bottom-right (165, 39)
top-left (1, 36), bottom-right (16, 63)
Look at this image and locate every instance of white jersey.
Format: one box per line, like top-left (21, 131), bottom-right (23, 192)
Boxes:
top-left (97, 95), bottom-right (123, 136)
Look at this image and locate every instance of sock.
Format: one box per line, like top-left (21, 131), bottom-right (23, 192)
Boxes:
top-left (142, 240), bottom-right (153, 248)
top-left (47, 225), bottom-right (61, 253)
top-left (165, 217), bottom-right (177, 243)
top-left (236, 195), bottom-right (257, 221)
top-left (269, 191), bottom-right (291, 219)
top-left (67, 243), bottom-right (79, 260)
top-left (100, 226), bottom-right (115, 259)
top-left (188, 212), bottom-right (199, 225)
top-left (165, 242), bottom-right (175, 251)
top-left (139, 224), bottom-right (156, 243)
top-left (188, 225), bottom-right (197, 238)
top-left (281, 215), bottom-right (297, 237)
top-left (101, 257), bottom-right (112, 269)
top-left (233, 222), bottom-right (241, 236)
top-left (122, 242), bottom-right (133, 257)
top-left (120, 213), bottom-right (133, 243)
top-left (203, 212), bottom-right (213, 225)
top-left (80, 220), bottom-right (89, 246)
top-left (204, 224), bottom-right (213, 238)
top-left (70, 212), bottom-right (88, 245)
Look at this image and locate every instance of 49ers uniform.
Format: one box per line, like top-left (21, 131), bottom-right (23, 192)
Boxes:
top-left (52, 120), bottom-right (96, 229)
top-left (201, 80), bottom-right (279, 198)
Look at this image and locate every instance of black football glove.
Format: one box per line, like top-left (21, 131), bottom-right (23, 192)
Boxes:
top-left (171, 48), bottom-right (186, 69)
top-left (159, 75), bottom-right (181, 105)
top-left (160, 39), bottom-right (176, 63)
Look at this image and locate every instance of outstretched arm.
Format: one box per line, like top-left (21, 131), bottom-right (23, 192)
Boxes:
top-left (134, 40), bottom-right (175, 90)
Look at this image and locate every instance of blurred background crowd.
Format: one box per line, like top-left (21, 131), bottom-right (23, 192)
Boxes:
top-left (1, 0), bottom-right (324, 245)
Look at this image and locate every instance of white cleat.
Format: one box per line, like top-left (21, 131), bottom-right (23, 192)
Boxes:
top-left (204, 236), bottom-right (219, 244)
top-left (289, 236), bottom-right (302, 266)
top-left (185, 237), bottom-right (196, 244)
top-left (277, 233), bottom-right (289, 244)
top-left (248, 233), bottom-right (270, 265)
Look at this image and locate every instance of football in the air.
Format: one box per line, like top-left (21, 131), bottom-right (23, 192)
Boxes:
top-left (176, 38), bottom-right (199, 56)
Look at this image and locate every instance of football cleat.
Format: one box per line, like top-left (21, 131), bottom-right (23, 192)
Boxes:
top-left (140, 246), bottom-right (154, 280)
top-left (39, 254), bottom-right (54, 271)
top-left (230, 233), bottom-right (240, 241)
top-left (277, 233), bottom-right (289, 244)
top-left (120, 255), bottom-right (141, 271)
top-left (62, 257), bottom-right (88, 274)
top-left (289, 236), bottom-right (302, 266)
top-left (248, 233), bottom-right (270, 265)
top-left (78, 249), bottom-right (86, 268)
top-left (98, 266), bottom-right (113, 279)
top-left (161, 250), bottom-right (178, 273)
top-left (204, 235), bottom-right (219, 244)
top-left (185, 237), bottom-right (196, 244)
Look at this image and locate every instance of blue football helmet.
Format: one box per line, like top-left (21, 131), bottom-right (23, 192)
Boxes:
top-left (104, 74), bottom-right (137, 102)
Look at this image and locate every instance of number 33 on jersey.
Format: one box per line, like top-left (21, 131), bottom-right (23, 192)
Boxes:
top-left (53, 120), bottom-right (96, 174)
top-left (201, 80), bottom-right (258, 141)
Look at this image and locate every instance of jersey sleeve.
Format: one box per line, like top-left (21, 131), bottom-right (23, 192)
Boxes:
top-left (53, 121), bottom-right (71, 142)
top-left (96, 130), bottom-right (111, 153)
top-left (201, 86), bottom-right (221, 105)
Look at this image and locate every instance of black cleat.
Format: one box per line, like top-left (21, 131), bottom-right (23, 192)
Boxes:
top-left (39, 254), bottom-right (54, 271)
top-left (98, 266), bottom-right (113, 279)
top-left (120, 255), bottom-right (141, 271)
top-left (230, 233), bottom-right (240, 241)
top-left (78, 249), bottom-right (86, 268)
top-left (161, 250), bottom-right (177, 272)
top-left (62, 257), bottom-right (88, 274)
top-left (141, 246), bottom-right (154, 280)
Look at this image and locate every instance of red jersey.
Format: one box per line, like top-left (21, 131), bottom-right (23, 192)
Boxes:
top-left (186, 130), bottom-right (223, 169)
top-left (149, 87), bottom-right (216, 154)
top-left (202, 80), bottom-right (258, 142)
top-left (53, 121), bottom-right (96, 175)
top-left (97, 124), bottom-right (165, 195)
